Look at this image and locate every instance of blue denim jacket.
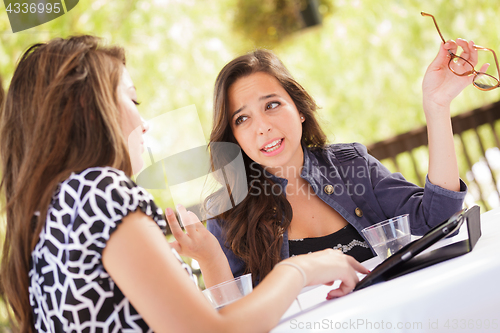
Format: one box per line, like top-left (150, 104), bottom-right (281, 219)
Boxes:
top-left (207, 143), bottom-right (467, 279)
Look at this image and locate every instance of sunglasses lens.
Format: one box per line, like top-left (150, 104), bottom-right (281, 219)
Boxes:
top-left (474, 73), bottom-right (500, 90)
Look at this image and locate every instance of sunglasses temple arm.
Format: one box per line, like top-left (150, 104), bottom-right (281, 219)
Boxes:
top-left (421, 12), bottom-right (446, 44)
top-left (490, 50), bottom-right (500, 83)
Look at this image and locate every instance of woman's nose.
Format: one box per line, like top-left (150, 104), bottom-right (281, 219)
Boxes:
top-left (256, 115), bottom-right (272, 135)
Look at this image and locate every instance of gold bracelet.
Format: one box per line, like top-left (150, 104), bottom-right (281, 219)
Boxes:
top-left (274, 261), bottom-right (307, 287)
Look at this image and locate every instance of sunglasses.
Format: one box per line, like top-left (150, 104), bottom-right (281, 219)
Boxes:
top-left (422, 12), bottom-right (500, 91)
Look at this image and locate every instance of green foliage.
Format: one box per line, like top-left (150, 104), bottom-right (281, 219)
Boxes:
top-left (232, 0), bottom-right (334, 48)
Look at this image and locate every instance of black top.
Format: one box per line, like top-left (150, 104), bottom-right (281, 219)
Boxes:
top-left (288, 223), bottom-right (374, 262)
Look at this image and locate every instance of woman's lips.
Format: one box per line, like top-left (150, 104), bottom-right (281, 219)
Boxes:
top-left (260, 138), bottom-right (284, 156)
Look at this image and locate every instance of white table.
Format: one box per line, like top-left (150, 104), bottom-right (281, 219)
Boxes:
top-left (272, 208), bottom-right (500, 333)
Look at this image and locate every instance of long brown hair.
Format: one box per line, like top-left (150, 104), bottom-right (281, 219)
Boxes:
top-left (0, 35), bottom-right (131, 332)
top-left (0, 73), bottom-right (4, 108)
top-left (208, 49), bottom-right (327, 284)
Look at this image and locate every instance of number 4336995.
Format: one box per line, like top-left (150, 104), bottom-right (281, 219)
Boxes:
top-left (444, 319), bottom-right (498, 330)
top-left (6, 2), bottom-right (61, 14)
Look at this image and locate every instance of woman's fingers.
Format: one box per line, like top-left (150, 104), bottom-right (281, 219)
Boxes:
top-left (455, 38), bottom-right (478, 65)
top-left (327, 281), bottom-right (354, 298)
top-left (479, 63), bottom-right (490, 73)
top-left (467, 40), bottom-right (478, 66)
top-left (449, 39), bottom-right (480, 75)
top-left (326, 268), bottom-right (359, 299)
top-left (347, 256), bottom-right (370, 275)
top-left (175, 205), bottom-right (199, 227)
top-left (428, 40), bottom-right (456, 71)
top-left (165, 207), bottom-right (185, 240)
top-left (332, 253), bottom-right (366, 281)
top-left (320, 253), bottom-right (365, 299)
top-left (443, 40), bottom-right (457, 57)
top-left (168, 240), bottom-right (182, 253)
top-left (324, 275), bottom-right (359, 299)
top-left (176, 205), bottom-right (205, 236)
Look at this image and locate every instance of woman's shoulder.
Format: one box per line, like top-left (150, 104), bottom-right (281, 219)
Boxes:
top-left (47, 166), bottom-right (166, 246)
top-left (65, 166), bottom-right (133, 187)
top-left (308, 142), bottom-right (369, 163)
top-left (58, 166), bottom-right (140, 200)
top-left (54, 166), bottom-right (163, 225)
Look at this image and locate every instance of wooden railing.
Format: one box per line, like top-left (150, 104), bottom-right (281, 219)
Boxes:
top-left (367, 100), bottom-right (500, 211)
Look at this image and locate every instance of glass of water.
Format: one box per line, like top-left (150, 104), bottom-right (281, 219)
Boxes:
top-left (202, 273), bottom-right (253, 310)
top-left (361, 214), bottom-right (411, 260)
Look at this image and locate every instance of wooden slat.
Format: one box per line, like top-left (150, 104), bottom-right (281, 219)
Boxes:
top-left (473, 127), bottom-right (500, 199)
top-left (367, 100), bottom-right (500, 160)
top-left (366, 100), bottom-right (500, 211)
top-left (458, 133), bottom-right (490, 210)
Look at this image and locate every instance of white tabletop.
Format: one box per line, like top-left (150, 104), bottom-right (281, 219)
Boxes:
top-left (272, 208), bottom-right (500, 333)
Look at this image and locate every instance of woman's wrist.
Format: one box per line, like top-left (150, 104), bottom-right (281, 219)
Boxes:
top-left (198, 245), bottom-right (227, 271)
top-left (423, 100), bottom-right (451, 119)
top-left (199, 250), bottom-right (234, 287)
top-left (274, 261), bottom-right (307, 288)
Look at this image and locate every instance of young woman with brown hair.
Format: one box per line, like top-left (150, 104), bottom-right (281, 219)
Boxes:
top-left (0, 35), bottom-right (368, 333)
top-left (204, 40), bottom-right (477, 284)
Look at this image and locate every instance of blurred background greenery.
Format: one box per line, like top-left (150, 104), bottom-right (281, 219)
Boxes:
top-left (1, 0), bottom-right (500, 329)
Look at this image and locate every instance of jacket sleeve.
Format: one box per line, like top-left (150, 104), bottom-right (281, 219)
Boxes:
top-left (206, 217), bottom-right (247, 278)
top-left (354, 143), bottom-right (467, 235)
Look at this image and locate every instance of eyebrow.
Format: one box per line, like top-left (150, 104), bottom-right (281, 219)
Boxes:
top-left (231, 93), bottom-right (279, 119)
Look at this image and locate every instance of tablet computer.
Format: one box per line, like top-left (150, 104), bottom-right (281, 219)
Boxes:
top-left (354, 207), bottom-right (476, 291)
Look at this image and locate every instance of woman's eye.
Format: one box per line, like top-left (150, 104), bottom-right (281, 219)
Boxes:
top-left (133, 100), bottom-right (141, 106)
top-left (266, 102), bottom-right (280, 110)
top-left (235, 115), bottom-right (248, 126)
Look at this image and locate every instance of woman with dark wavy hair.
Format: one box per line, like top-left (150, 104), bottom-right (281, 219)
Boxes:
top-left (0, 36), bottom-right (369, 333)
top-left (201, 44), bottom-right (473, 285)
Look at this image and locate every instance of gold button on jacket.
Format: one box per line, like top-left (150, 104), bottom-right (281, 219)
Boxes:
top-left (324, 184), bottom-right (334, 195)
top-left (355, 207), bottom-right (363, 217)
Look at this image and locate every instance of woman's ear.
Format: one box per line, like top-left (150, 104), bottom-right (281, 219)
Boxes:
top-left (299, 112), bottom-right (305, 123)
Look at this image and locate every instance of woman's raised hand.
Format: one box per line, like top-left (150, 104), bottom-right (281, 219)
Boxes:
top-left (166, 204), bottom-right (234, 286)
top-left (166, 205), bottom-right (222, 263)
top-left (422, 38), bottom-right (489, 111)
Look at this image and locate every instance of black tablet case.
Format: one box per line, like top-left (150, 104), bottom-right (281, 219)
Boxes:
top-left (355, 206), bottom-right (481, 290)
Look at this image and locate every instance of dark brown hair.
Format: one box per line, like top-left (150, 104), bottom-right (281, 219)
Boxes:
top-left (0, 73), bottom-right (4, 108)
top-left (208, 49), bottom-right (327, 284)
top-left (0, 35), bottom-right (130, 332)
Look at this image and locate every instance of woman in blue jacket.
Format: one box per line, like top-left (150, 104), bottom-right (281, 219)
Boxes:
top-left (176, 39), bottom-right (477, 285)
